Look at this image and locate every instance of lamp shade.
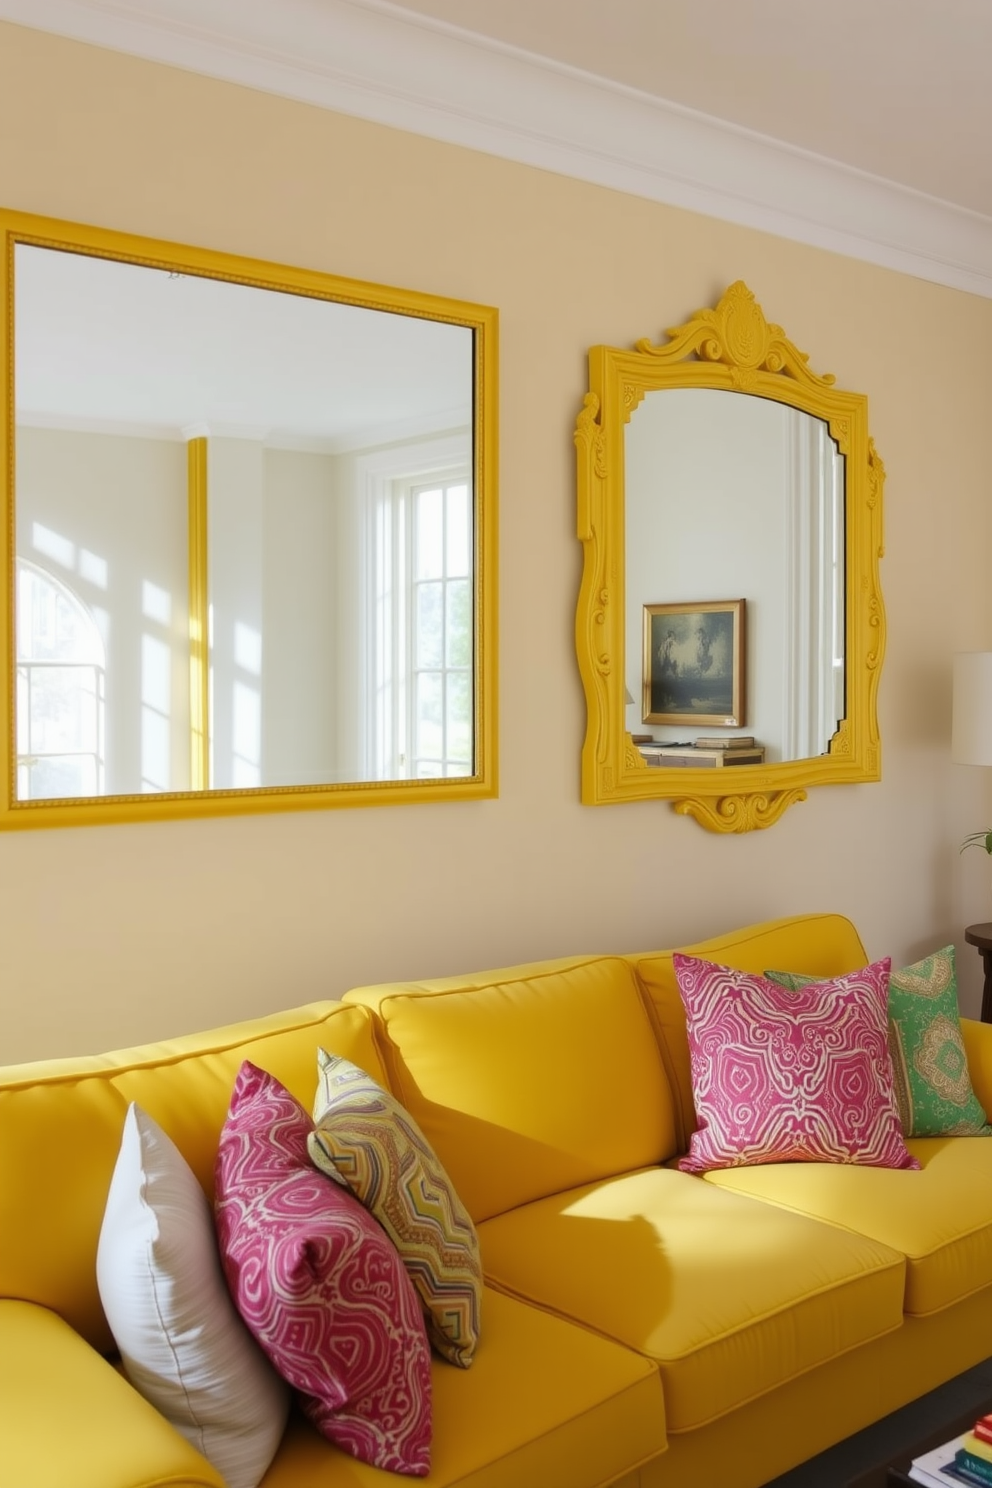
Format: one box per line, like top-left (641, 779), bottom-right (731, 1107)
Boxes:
top-left (952, 652), bottom-right (992, 765)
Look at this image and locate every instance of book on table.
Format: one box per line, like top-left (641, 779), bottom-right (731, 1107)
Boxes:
top-left (957, 1433), bottom-right (992, 1484)
top-left (910, 1431), bottom-right (992, 1487)
top-left (692, 735), bottom-right (756, 750)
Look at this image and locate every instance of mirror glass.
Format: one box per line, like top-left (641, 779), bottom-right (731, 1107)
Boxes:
top-left (625, 387), bottom-right (845, 763)
top-left (10, 238), bottom-right (489, 813)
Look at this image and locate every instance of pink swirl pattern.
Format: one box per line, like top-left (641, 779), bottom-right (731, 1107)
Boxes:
top-left (673, 955), bottom-right (920, 1174)
top-left (215, 1061), bottom-right (432, 1477)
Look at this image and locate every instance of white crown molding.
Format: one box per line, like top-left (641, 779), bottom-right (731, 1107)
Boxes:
top-left (4, 0), bottom-right (991, 298)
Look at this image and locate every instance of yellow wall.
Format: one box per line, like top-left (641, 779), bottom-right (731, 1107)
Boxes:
top-left (1, 22), bottom-right (990, 1061)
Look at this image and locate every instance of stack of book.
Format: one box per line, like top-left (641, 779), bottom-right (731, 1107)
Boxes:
top-left (637, 736), bottom-right (764, 769)
top-left (693, 735), bottom-right (756, 751)
top-left (909, 1412), bottom-right (992, 1486)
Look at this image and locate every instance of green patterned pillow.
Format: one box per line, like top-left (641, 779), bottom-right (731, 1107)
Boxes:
top-left (765, 948), bottom-right (991, 1138)
top-left (308, 1049), bottom-right (482, 1368)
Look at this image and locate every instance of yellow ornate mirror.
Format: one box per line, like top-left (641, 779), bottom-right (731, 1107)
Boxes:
top-left (0, 209), bottom-right (497, 828)
top-left (575, 281), bottom-right (884, 833)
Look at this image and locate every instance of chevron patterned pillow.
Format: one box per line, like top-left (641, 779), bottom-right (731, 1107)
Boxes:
top-left (309, 1050), bottom-right (482, 1368)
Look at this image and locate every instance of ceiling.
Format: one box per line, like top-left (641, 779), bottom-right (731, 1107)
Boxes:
top-left (3, 0), bottom-right (991, 295)
top-left (386, 0), bottom-right (992, 218)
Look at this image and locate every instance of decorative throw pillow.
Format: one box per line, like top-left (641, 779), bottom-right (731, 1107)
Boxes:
top-left (766, 948), bottom-right (991, 1138)
top-left (673, 954), bottom-right (920, 1174)
top-left (215, 1061), bottom-right (432, 1478)
top-left (308, 1049), bottom-right (482, 1369)
top-left (96, 1104), bottom-right (289, 1488)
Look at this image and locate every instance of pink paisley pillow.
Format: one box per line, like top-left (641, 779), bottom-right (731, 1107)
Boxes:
top-left (215, 1061), bottom-right (432, 1477)
top-left (672, 955), bottom-right (920, 1175)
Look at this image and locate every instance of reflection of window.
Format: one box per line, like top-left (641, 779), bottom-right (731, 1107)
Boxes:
top-left (372, 469), bottom-right (473, 779)
top-left (16, 560), bottom-right (105, 799)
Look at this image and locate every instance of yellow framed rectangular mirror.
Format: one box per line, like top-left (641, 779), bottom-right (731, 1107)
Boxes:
top-left (0, 210), bottom-right (498, 828)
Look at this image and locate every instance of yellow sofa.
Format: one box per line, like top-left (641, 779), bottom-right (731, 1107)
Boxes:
top-left (2, 913), bottom-right (992, 1488)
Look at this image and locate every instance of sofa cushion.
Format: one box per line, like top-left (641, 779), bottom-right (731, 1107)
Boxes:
top-left (630, 912), bottom-right (870, 1152)
top-left (255, 1288), bottom-right (667, 1488)
top-left (343, 955), bottom-right (676, 1222)
top-left (766, 947), bottom-right (992, 1138)
top-left (0, 1000), bottom-right (382, 1354)
top-left (704, 1133), bottom-right (992, 1316)
top-left (672, 955), bottom-right (918, 1173)
top-left (308, 1049), bottom-right (482, 1368)
top-left (215, 1061), bottom-right (433, 1478)
top-left (1, 1299), bottom-right (227, 1488)
top-left (477, 1167), bottom-right (906, 1433)
top-left (97, 1103), bottom-right (289, 1488)
top-left (963, 1018), bottom-right (992, 1117)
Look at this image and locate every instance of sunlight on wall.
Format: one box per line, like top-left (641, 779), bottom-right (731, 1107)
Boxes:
top-left (140, 633), bottom-right (171, 791)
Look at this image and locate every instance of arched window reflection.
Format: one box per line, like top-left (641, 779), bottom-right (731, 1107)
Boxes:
top-left (16, 559), bottom-right (105, 799)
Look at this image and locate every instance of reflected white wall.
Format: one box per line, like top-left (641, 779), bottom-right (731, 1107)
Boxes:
top-left (262, 448), bottom-right (340, 785)
top-left (625, 389), bottom-right (841, 763)
top-left (208, 437), bottom-right (264, 789)
top-left (15, 425), bottom-right (190, 793)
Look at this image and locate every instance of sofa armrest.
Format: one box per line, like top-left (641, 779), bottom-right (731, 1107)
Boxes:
top-left (961, 1018), bottom-right (992, 1119)
top-left (0, 1299), bottom-right (225, 1488)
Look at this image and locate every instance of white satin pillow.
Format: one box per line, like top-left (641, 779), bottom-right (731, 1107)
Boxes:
top-left (96, 1103), bottom-right (289, 1488)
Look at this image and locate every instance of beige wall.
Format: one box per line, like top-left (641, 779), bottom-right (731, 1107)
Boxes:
top-left (1, 22), bottom-right (990, 1062)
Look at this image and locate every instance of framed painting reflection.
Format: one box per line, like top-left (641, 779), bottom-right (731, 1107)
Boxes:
top-left (643, 599), bottom-right (745, 727)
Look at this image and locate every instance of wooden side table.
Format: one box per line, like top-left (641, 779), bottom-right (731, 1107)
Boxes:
top-left (964, 923), bottom-right (992, 1024)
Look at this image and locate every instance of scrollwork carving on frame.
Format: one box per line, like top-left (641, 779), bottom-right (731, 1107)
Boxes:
top-left (674, 788), bottom-right (810, 834)
top-left (636, 280), bottom-right (836, 393)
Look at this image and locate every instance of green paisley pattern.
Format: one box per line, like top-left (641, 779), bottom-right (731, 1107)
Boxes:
top-left (766, 947), bottom-right (991, 1138)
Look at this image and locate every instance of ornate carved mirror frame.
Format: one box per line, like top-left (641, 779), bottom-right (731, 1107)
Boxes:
top-left (574, 281), bottom-right (885, 833)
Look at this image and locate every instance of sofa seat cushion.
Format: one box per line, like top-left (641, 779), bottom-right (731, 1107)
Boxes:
top-left (477, 1167), bottom-right (906, 1433)
top-left (256, 1288), bottom-right (666, 1488)
top-left (704, 1134), bottom-right (992, 1316)
top-left (343, 956), bottom-right (677, 1222)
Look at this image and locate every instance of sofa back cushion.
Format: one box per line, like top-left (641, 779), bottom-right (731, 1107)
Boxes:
top-left (0, 1001), bottom-right (384, 1354)
top-left (343, 955), bottom-right (677, 1222)
top-left (630, 913), bottom-right (869, 1152)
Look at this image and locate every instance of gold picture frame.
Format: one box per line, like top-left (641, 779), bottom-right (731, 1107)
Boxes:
top-left (643, 599), bottom-right (745, 727)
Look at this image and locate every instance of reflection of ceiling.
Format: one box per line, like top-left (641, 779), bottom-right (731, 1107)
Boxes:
top-left (2, 0), bottom-right (990, 296)
top-left (15, 245), bottom-right (472, 452)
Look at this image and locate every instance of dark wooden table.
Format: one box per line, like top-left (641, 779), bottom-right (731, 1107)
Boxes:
top-left (965, 922), bottom-right (992, 1024)
top-left (846, 1397), bottom-right (991, 1486)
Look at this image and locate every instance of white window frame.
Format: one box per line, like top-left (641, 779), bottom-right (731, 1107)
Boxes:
top-left (15, 558), bottom-right (106, 799)
top-left (356, 434), bottom-right (473, 781)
